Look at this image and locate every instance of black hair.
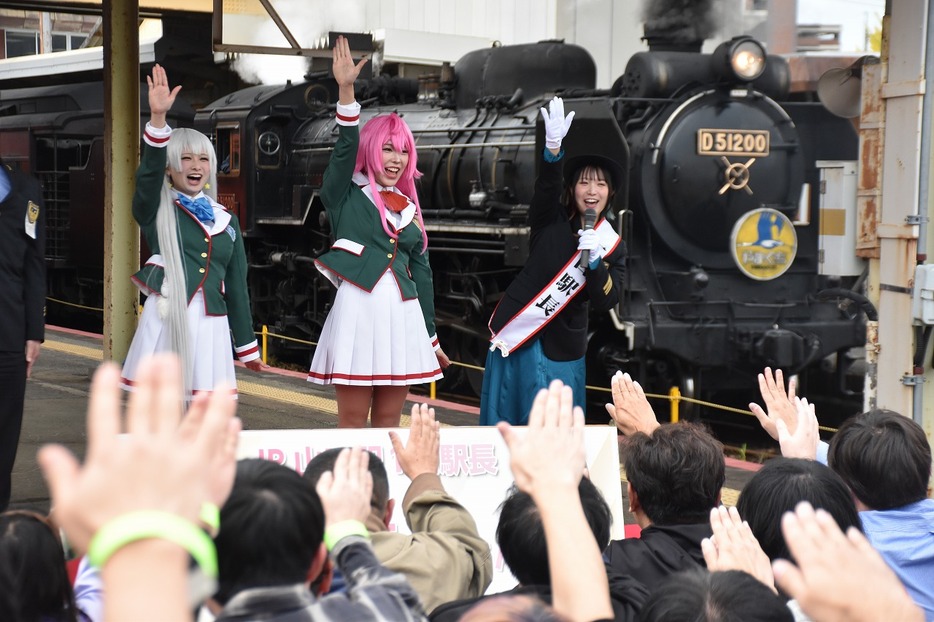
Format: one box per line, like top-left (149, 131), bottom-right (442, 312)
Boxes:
top-left (303, 447), bottom-right (391, 514)
top-left (828, 409), bottom-right (931, 509)
top-left (0, 510), bottom-right (78, 622)
top-left (496, 477), bottom-right (612, 586)
top-left (637, 568), bottom-right (793, 622)
top-left (737, 457), bottom-right (860, 562)
top-left (214, 459), bottom-right (325, 604)
top-left (622, 422), bottom-right (725, 524)
top-left (561, 162), bottom-right (617, 221)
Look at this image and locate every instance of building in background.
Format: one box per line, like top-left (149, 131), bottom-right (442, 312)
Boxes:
top-left (0, 9), bottom-right (98, 58)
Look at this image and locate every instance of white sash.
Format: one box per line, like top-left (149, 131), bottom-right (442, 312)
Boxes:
top-left (489, 219), bottom-right (621, 357)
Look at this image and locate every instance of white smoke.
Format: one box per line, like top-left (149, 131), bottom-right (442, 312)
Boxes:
top-left (229, 0), bottom-right (366, 85)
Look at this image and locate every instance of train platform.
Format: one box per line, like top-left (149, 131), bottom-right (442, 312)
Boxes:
top-left (10, 326), bottom-right (760, 520)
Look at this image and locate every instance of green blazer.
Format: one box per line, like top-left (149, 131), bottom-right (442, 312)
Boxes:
top-left (315, 122), bottom-right (437, 339)
top-left (131, 132), bottom-right (257, 354)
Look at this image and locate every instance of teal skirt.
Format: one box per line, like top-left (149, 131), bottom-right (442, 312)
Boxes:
top-left (479, 339), bottom-right (586, 425)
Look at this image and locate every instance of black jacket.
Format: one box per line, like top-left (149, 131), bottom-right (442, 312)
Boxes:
top-left (0, 162), bottom-right (45, 352)
top-left (489, 155), bottom-right (625, 361)
top-left (603, 522), bottom-right (712, 588)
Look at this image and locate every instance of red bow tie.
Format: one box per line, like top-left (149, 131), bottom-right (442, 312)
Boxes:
top-left (379, 190), bottom-right (409, 213)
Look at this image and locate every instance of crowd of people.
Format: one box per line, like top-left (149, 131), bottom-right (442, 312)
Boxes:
top-left (1, 35), bottom-right (932, 622)
top-left (1, 356), bottom-right (930, 622)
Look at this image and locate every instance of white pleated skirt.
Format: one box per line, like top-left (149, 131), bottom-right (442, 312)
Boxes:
top-left (120, 291), bottom-right (238, 397)
top-left (308, 272), bottom-right (443, 386)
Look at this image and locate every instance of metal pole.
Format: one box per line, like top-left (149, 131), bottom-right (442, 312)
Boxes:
top-left (102, 0), bottom-right (140, 362)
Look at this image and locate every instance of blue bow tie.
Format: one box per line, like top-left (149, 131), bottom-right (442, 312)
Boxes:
top-left (177, 194), bottom-right (215, 223)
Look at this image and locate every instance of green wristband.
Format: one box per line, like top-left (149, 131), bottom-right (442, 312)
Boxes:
top-left (323, 519), bottom-right (369, 551)
top-left (87, 511), bottom-right (218, 579)
top-left (200, 503), bottom-right (220, 535)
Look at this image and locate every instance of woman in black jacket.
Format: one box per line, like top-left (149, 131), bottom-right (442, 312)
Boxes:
top-left (480, 96), bottom-right (626, 425)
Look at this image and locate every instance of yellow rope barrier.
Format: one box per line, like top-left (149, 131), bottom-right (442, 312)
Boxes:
top-left (246, 326), bottom-right (842, 433)
top-left (46, 296), bottom-right (104, 312)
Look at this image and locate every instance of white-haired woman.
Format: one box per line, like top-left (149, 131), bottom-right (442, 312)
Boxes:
top-left (120, 64), bottom-right (264, 398)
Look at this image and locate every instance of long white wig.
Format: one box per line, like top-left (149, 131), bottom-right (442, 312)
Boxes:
top-left (156, 128), bottom-right (218, 397)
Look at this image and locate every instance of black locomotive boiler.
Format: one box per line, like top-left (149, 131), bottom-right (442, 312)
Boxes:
top-left (194, 33), bottom-right (868, 421)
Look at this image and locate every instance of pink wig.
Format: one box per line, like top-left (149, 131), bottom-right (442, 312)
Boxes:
top-left (355, 113), bottom-right (428, 252)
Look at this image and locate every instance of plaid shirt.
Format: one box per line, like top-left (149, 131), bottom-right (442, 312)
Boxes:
top-left (215, 536), bottom-right (427, 622)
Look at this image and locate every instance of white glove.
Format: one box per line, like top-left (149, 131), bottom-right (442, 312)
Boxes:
top-left (577, 228), bottom-right (604, 264)
top-left (540, 96), bottom-right (575, 150)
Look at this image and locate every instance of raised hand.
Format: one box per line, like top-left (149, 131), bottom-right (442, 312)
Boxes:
top-left (776, 396), bottom-right (819, 460)
top-left (498, 379), bottom-right (585, 496)
top-left (605, 370), bottom-right (660, 435)
top-left (389, 403), bottom-right (441, 480)
top-left (773, 502), bottom-right (924, 622)
top-left (749, 367), bottom-right (797, 441)
top-left (333, 34), bottom-right (368, 92)
top-left (177, 390), bottom-right (242, 511)
top-left (37, 354), bottom-right (237, 554)
top-left (540, 96), bottom-right (575, 151)
top-left (315, 447), bottom-right (373, 528)
top-left (146, 63), bottom-right (182, 123)
top-left (702, 505), bottom-right (775, 592)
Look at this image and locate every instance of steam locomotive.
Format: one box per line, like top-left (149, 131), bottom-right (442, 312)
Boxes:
top-left (0, 28), bottom-right (868, 420)
top-left (193, 33), bottom-right (867, 419)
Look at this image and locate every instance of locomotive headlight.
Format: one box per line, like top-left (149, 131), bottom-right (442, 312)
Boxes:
top-left (732, 42), bottom-right (765, 80)
top-left (713, 36), bottom-right (767, 83)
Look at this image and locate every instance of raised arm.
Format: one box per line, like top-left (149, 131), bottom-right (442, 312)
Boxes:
top-left (388, 404), bottom-right (492, 606)
top-left (773, 502), bottom-right (924, 622)
top-left (316, 447), bottom-right (426, 620)
top-left (529, 97), bottom-right (574, 231)
top-left (134, 65), bottom-right (181, 226)
top-left (320, 37), bottom-right (369, 225)
top-left (38, 353), bottom-right (238, 622)
top-left (499, 380), bottom-right (613, 622)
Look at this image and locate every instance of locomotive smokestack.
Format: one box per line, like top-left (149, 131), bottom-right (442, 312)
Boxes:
top-left (642, 0), bottom-right (719, 52)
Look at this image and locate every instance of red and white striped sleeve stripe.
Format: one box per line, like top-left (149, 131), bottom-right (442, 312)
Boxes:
top-left (429, 334), bottom-right (440, 350)
top-left (143, 122), bottom-right (173, 148)
top-left (235, 340), bottom-right (261, 362)
top-left (336, 101), bottom-right (361, 127)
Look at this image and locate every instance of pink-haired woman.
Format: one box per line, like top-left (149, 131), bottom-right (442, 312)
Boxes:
top-left (308, 36), bottom-right (450, 427)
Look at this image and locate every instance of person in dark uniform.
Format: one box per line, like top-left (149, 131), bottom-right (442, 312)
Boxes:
top-left (0, 159), bottom-right (45, 511)
top-left (480, 97), bottom-right (626, 425)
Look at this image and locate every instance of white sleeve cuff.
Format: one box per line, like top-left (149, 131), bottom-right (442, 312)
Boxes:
top-left (429, 334), bottom-right (440, 350)
top-left (235, 340), bottom-right (261, 362)
top-left (336, 101), bottom-right (361, 126)
top-left (143, 122), bottom-right (172, 148)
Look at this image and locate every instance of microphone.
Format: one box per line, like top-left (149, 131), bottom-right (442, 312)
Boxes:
top-left (579, 208), bottom-right (597, 270)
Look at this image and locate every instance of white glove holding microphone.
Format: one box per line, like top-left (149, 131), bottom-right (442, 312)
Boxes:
top-left (540, 96), bottom-right (575, 150)
top-left (577, 228), bottom-right (604, 266)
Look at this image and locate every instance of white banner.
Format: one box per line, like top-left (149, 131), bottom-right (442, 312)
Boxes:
top-left (237, 425), bottom-right (625, 594)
